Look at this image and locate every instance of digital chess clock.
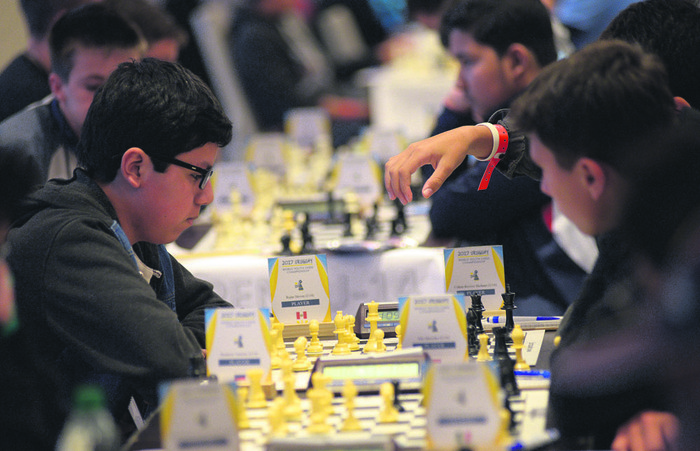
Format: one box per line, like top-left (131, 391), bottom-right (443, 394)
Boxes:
top-left (354, 301), bottom-right (400, 338)
top-left (311, 347), bottom-right (429, 394)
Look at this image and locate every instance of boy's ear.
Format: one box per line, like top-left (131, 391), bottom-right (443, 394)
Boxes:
top-left (577, 157), bottom-right (607, 201)
top-left (504, 43), bottom-right (536, 81)
top-left (120, 147), bottom-right (149, 188)
top-left (48, 73), bottom-right (65, 101)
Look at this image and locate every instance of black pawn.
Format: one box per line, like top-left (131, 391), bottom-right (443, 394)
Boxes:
top-left (279, 234), bottom-right (293, 256)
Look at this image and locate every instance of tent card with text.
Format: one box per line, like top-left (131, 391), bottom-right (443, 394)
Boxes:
top-left (444, 245), bottom-right (506, 311)
top-left (268, 254), bottom-right (332, 323)
top-left (160, 380), bottom-right (238, 451)
top-left (398, 294), bottom-right (467, 364)
top-left (330, 152), bottom-right (382, 209)
top-left (211, 161), bottom-right (255, 216)
top-left (423, 362), bottom-right (503, 449)
top-left (205, 308), bottom-right (272, 382)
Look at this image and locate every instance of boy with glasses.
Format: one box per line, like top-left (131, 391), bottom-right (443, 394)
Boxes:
top-left (6, 57), bottom-right (233, 444)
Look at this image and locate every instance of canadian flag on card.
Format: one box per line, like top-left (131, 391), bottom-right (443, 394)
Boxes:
top-left (296, 311), bottom-right (308, 320)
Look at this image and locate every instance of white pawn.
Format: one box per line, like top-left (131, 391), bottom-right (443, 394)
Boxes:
top-left (377, 382), bottom-right (399, 423)
top-left (292, 336), bottom-right (313, 371)
top-left (373, 328), bottom-right (386, 353)
top-left (476, 333), bottom-right (492, 362)
top-left (307, 319), bottom-right (324, 355)
top-left (246, 368), bottom-right (267, 409)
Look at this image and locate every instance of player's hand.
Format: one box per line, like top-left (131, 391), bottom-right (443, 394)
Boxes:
top-left (384, 125), bottom-right (493, 205)
top-left (611, 411), bottom-right (680, 451)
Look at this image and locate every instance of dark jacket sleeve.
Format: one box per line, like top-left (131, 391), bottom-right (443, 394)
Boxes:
top-left (429, 159), bottom-right (549, 240)
top-left (170, 255), bottom-right (233, 347)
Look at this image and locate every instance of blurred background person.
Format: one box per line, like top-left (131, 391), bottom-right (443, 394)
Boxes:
top-left (228, 0), bottom-right (369, 140)
top-left (106, 0), bottom-right (189, 62)
top-left (0, 3), bottom-right (145, 183)
top-left (0, 0), bottom-right (97, 122)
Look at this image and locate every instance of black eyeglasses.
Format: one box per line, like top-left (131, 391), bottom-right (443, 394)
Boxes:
top-left (150, 154), bottom-right (213, 190)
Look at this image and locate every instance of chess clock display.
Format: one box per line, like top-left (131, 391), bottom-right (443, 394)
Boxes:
top-left (310, 347), bottom-right (429, 394)
top-left (267, 435), bottom-right (393, 451)
top-left (354, 301), bottom-right (400, 338)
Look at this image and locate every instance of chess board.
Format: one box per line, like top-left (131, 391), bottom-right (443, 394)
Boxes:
top-left (239, 381), bottom-right (549, 451)
top-left (236, 334), bottom-right (552, 451)
top-left (273, 332), bottom-right (546, 392)
top-left (308, 209), bottom-right (430, 254)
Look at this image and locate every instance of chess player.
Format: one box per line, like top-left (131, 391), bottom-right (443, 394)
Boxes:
top-left (6, 58), bottom-right (234, 444)
top-left (0, 3), bottom-right (145, 184)
top-left (506, 40), bottom-right (686, 449)
top-left (389, 38), bottom-right (694, 448)
top-left (0, 0), bottom-right (96, 122)
top-left (423, 0), bottom-right (591, 316)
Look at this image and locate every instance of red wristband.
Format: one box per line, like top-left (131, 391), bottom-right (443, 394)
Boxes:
top-left (478, 124), bottom-right (508, 191)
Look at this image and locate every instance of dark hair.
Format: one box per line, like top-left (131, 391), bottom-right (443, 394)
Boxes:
top-left (439, 0), bottom-right (557, 67)
top-left (104, 0), bottom-right (189, 49)
top-left (509, 40), bottom-right (676, 173)
top-left (0, 145), bottom-right (42, 222)
top-left (48, 3), bottom-right (144, 81)
top-left (600, 0), bottom-right (700, 107)
top-left (78, 58), bottom-right (232, 182)
top-left (19, 0), bottom-right (93, 39)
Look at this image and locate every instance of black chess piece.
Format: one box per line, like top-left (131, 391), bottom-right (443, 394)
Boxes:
top-left (280, 233), bottom-right (293, 256)
top-left (325, 191), bottom-right (340, 224)
top-left (365, 202), bottom-right (380, 240)
top-left (390, 198), bottom-right (407, 236)
top-left (467, 308), bottom-right (479, 357)
top-left (392, 380), bottom-right (405, 412)
top-left (493, 327), bottom-right (519, 397)
top-left (343, 212), bottom-right (353, 237)
top-left (470, 293), bottom-right (485, 335)
top-left (299, 212), bottom-right (315, 254)
top-left (501, 285), bottom-right (517, 343)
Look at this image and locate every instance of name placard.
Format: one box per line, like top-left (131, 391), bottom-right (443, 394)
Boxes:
top-left (244, 132), bottom-right (288, 175)
top-left (330, 153), bottom-right (382, 209)
top-left (160, 380), bottom-right (239, 451)
top-left (268, 254), bottom-right (332, 324)
top-left (424, 362), bottom-right (503, 449)
top-left (212, 161), bottom-right (255, 215)
top-left (205, 308), bottom-right (272, 382)
top-left (444, 245), bottom-right (506, 311)
top-left (398, 294), bottom-right (467, 363)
